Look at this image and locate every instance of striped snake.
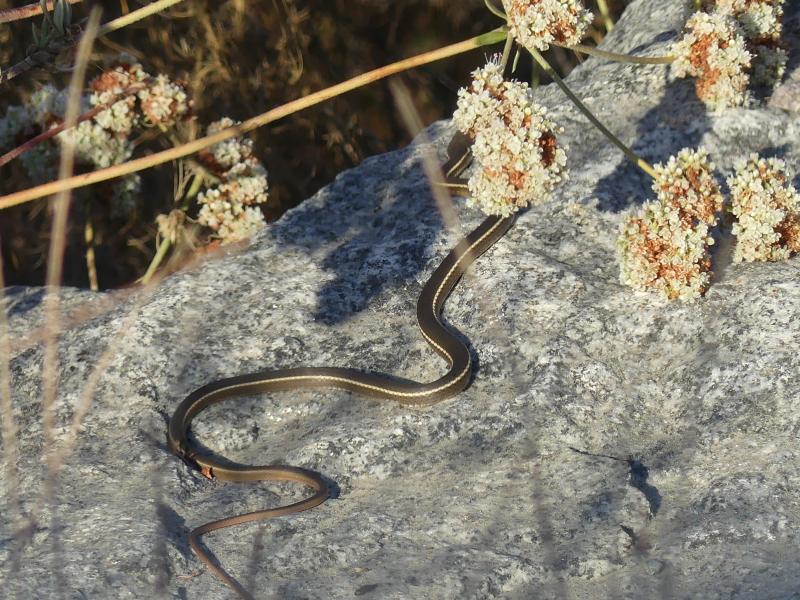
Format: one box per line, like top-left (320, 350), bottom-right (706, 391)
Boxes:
top-left (168, 132), bottom-right (516, 598)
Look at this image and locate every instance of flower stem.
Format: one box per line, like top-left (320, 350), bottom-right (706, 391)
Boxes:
top-left (140, 237), bottom-right (171, 285)
top-left (560, 43), bottom-right (675, 64)
top-left (528, 48), bottom-right (656, 179)
top-left (484, 0), bottom-right (506, 20)
top-left (500, 32), bottom-right (514, 70)
top-left (0, 28), bottom-right (508, 210)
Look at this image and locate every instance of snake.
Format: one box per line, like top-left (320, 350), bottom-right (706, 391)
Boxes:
top-left (168, 132), bottom-right (516, 599)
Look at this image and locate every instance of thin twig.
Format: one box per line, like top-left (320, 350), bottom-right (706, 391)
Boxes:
top-left (0, 0), bottom-right (82, 25)
top-left (97, 0), bottom-right (184, 37)
top-left (0, 28), bottom-right (508, 210)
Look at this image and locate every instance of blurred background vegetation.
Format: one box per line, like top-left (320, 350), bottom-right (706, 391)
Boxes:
top-left (0, 0), bottom-right (629, 289)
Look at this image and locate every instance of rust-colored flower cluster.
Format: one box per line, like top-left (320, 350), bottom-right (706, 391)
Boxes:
top-left (729, 154), bottom-right (800, 263)
top-left (618, 149), bottom-right (800, 301)
top-left (618, 148), bottom-right (722, 301)
top-left (452, 57), bottom-right (568, 216)
top-left (674, 1), bottom-right (787, 109)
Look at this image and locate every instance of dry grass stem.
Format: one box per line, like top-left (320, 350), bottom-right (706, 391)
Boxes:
top-left (40, 5), bottom-right (101, 483)
top-left (83, 213), bottom-right (98, 291)
top-left (389, 79), bottom-right (464, 240)
top-left (46, 270), bottom-right (167, 488)
top-left (389, 79), bottom-right (500, 333)
top-left (97, 0), bottom-right (186, 37)
top-left (596, 0), bottom-right (615, 33)
top-left (0, 29), bottom-right (506, 210)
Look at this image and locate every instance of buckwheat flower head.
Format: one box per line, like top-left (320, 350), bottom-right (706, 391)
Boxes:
top-left (453, 57), bottom-right (568, 216)
top-left (502, 0), bottom-right (593, 52)
top-left (89, 63), bottom-right (191, 133)
top-left (201, 117), bottom-right (255, 172)
top-left (729, 154), bottom-right (800, 262)
top-left (197, 119), bottom-right (269, 243)
top-left (702, 0), bottom-right (787, 87)
top-left (704, 0), bottom-right (784, 39)
top-left (197, 191), bottom-right (267, 243)
top-left (672, 11), bottom-right (752, 110)
top-left (89, 63), bottom-right (148, 134)
top-left (137, 74), bottom-right (191, 127)
top-left (618, 201), bottom-right (715, 301)
top-left (652, 147), bottom-right (723, 227)
top-left (58, 120), bottom-right (134, 169)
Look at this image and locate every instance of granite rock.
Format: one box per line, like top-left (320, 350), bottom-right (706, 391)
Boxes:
top-left (2, 1), bottom-right (800, 599)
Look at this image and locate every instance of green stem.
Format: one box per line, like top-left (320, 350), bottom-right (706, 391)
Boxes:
top-left (140, 237), bottom-right (171, 285)
top-left (528, 48), bottom-right (656, 179)
top-left (499, 32), bottom-right (514, 70)
top-left (185, 170), bottom-right (205, 200)
top-left (484, 0), bottom-right (506, 20)
top-left (561, 43), bottom-right (675, 64)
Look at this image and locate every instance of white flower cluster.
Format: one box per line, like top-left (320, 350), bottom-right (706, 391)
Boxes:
top-left (652, 147), bottom-right (724, 227)
top-left (196, 118), bottom-right (269, 244)
top-left (452, 57), bottom-right (568, 217)
top-left (0, 63), bottom-right (191, 216)
top-left (705, 0), bottom-right (784, 39)
top-left (706, 0), bottom-right (787, 87)
top-left (618, 201), bottom-right (714, 301)
top-left (729, 154), bottom-right (800, 262)
top-left (0, 84), bottom-right (134, 188)
top-left (89, 62), bottom-right (191, 133)
top-left (502, 0), bottom-right (593, 52)
top-left (672, 11), bottom-right (752, 110)
top-left (618, 149), bottom-right (722, 301)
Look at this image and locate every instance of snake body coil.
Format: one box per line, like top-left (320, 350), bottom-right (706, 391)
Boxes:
top-left (168, 135), bottom-right (515, 598)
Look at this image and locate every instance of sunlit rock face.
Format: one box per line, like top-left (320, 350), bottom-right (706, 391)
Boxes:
top-left (2, 1), bottom-right (799, 598)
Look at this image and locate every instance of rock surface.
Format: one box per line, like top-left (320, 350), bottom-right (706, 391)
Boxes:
top-left (2, 1), bottom-right (800, 599)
